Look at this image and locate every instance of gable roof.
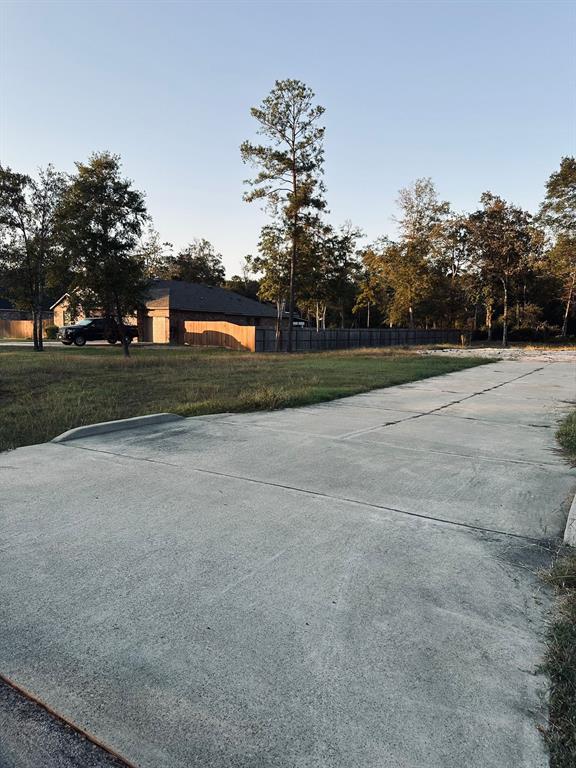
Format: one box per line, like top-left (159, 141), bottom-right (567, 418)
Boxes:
top-left (147, 280), bottom-right (278, 318)
top-left (48, 281), bottom-right (279, 318)
top-left (1, 292), bottom-right (55, 312)
top-left (50, 293), bottom-right (70, 310)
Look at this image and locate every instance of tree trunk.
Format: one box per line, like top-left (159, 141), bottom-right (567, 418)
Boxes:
top-left (114, 294), bottom-right (130, 358)
top-left (286, 216), bottom-right (297, 353)
top-left (561, 270), bottom-right (576, 337)
top-left (408, 305), bottom-right (414, 329)
top-left (366, 301), bottom-right (370, 328)
top-left (486, 299), bottom-right (493, 342)
top-left (501, 279), bottom-right (509, 348)
top-left (275, 300), bottom-right (283, 352)
top-left (36, 309), bottom-right (44, 352)
top-left (315, 301), bottom-right (320, 332)
top-left (37, 284), bottom-right (45, 351)
top-left (523, 282), bottom-right (527, 315)
top-left (32, 308), bottom-right (40, 351)
top-left (286, 133), bottom-right (298, 354)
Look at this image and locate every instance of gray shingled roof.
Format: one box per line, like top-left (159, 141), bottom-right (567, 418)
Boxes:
top-left (147, 280), bottom-right (277, 318)
top-left (1, 292), bottom-right (54, 311)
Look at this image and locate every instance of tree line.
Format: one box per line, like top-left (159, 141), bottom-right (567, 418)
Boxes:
top-left (0, 155), bottom-right (235, 356)
top-left (1, 78), bottom-right (574, 356)
top-left (240, 80), bottom-right (576, 351)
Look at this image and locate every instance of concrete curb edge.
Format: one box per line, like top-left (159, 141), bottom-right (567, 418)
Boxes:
top-left (52, 413), bottom-right (184, 443)
top-left (564, 491), bottom-right (576, 547)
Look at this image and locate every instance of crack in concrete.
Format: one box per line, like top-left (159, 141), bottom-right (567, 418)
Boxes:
top-left (337, 365), bottom-right (547, 439)
top-left (55, 441), bottom-right (553, 545)
top-left (187, 415), bottom-right (564, 469)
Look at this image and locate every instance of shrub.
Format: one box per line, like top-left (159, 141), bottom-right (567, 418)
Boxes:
top-left (45, 325), bottom-right (59, 340)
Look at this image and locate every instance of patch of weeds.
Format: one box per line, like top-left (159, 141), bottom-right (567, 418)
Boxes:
top-left (235, 384), bottom-right (304, 411)
top-left (557, 411), bottom-right (576, 464)
top-left (540, 550), bottom-right (576, 767)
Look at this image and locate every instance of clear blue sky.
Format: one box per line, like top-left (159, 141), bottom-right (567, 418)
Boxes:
top-left (1, 0), bottom-right (574, 276)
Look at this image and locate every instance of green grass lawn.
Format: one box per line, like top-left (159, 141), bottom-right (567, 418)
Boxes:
top-left (539, 409), bottom-right (576, 767)
top-left (557, 410), bottom-right (576, 464)
top-left (0, 345), bottom-right (489, 452)
top-left (542, 550), bottom-right (576, 768)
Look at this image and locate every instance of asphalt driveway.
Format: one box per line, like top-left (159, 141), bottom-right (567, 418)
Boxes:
top-left (1, 359), bottom-right (575, 767)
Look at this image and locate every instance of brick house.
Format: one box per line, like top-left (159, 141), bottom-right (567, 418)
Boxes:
top-left (50, 279), bottom-right (279, 344)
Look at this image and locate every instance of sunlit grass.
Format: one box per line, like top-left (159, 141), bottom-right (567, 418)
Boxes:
top-left (0, 345), bottom-right (488, 452)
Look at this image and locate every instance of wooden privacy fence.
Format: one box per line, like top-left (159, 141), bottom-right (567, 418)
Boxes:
top-left (183, 321), bottom-right (256, 351)
top-left (183, 321), bottom-right (461, 352)
top-left (0, 319), bottom-right (52, 339)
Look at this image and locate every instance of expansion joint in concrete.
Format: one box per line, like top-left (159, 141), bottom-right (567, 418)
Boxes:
top-left (57, 441), bottom-right (553, 545)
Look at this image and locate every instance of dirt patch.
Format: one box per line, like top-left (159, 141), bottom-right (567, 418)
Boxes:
top-left (421, 347), bottom-right (576, 364)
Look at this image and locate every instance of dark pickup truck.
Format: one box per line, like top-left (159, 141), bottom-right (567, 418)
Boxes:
top-left (57, 317), bottom-right (139, 346)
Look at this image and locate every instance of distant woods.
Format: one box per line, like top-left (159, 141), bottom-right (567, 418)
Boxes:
top-left (240, 81), bottom-right (575, 346)
top-left (1, 82), bottom-right (575, 354)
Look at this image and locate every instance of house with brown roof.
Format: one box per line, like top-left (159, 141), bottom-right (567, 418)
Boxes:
top-left (50, 279), bottom-right (279, 344)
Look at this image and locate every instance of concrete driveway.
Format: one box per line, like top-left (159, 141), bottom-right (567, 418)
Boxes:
top-left (1, 359), bottom-right (575, 767)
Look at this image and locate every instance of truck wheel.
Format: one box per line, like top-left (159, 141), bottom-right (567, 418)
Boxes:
top-left (107, 337), bottom-right (118, 344)
top-left (61, 341), bottom-right (73, 346)
top-left (73, 335), bottom-right (86, 346)
top-left (124, 335), bottom-right (133, 345)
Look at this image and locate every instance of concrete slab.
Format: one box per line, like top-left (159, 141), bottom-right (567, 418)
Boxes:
top-left (1, 359), bottom-right (575, 767)
top-left (214, 403), bottom-right (415, 437)
top-left (0, 443), bottom-right (552, 768)
top-left (325, 389), bottom-right (464, 412)
top-left (441, 391), bottom-right (569, 427)
top-left (344, 412), bottom-right (561, 465)
top-left (61, 414), bottom-right (573, 539)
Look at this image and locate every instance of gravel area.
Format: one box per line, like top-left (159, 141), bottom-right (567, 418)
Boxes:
top-left (423, 346), bottom-right (576, 363)
top-left (0, 678), bottom-right (128, 768)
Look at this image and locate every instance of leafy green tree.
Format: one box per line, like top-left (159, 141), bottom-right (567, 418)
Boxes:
top-left (251, 224), bottom-right (290, 348)
top-left (544, 236), bottom-right (576, 335)
top-left (539, 157), bottom-right (576, 335)
top-left (140, 227), bottom-right (175, 279)
top-left (241, 79), bottom-right (326, 351)
top-left (373, 178), bottom-right (449, 329)
top-left (0, 164), bottom-right (66, 350)
top-left (294, 219), bottom-right (334, 330)
top-left (382, 240), bottom-right (431, 328)
top-left (354, 238), bottom-right (430, 328)
top-left (56, 152), bottom-right (148, 357)
top-left (225, 255), bottom-right (261, 301)
top-left (429, 214), bottom-right (472, 327)
top-left (468, 193), bottom-right (536, 347)
top-left (225, 274), bottom-right (261, 301)
top-left (173, 238), bottom-right (225, 285)
top-left (395, 178), bottom-right (450, 246)
top-left (353, 248), bottom-right (390, 328)
top-left (321, 222), bottom-right (362, 328)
